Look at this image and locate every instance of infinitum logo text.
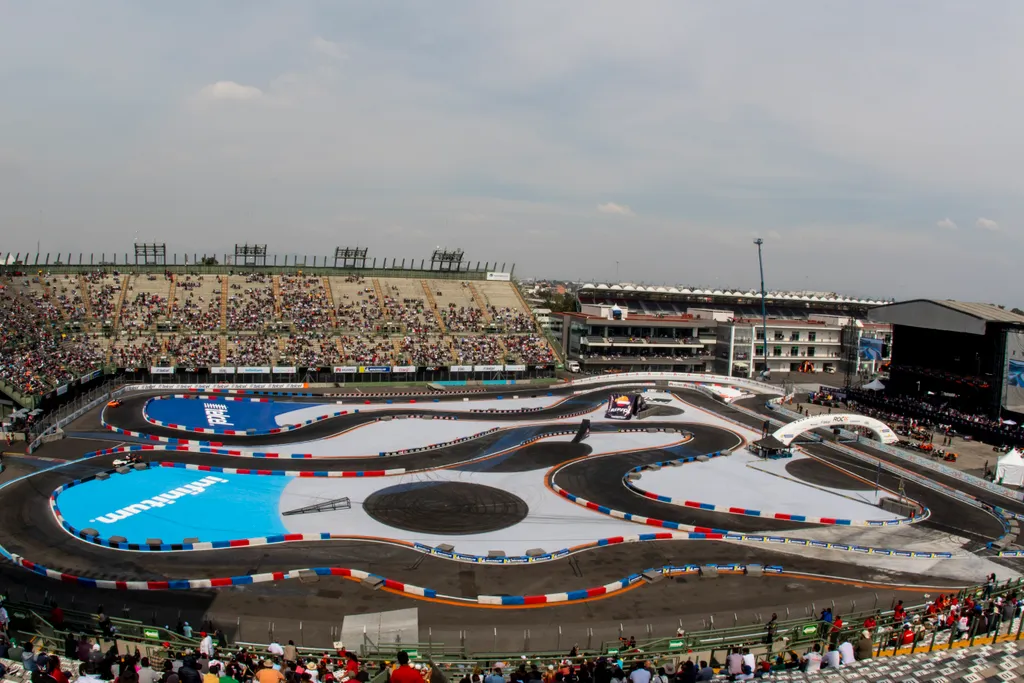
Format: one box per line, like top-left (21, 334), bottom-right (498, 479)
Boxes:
top-left (89, 475), bottom-right (228, 524)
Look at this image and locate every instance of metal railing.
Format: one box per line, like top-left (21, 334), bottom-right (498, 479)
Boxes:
top-left (5, 578), bottom-right (1019, 669)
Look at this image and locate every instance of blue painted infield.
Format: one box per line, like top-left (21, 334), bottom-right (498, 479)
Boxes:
top-left (56, 468), bottom-right (289, 544)
top-left (145, 398), bottom-right (332, 431)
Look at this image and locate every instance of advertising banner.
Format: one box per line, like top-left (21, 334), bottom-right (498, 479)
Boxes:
top-left (56, 384), bottom-right (69, 396)
top-left (474, 365), bottom-right (503, 372)
top-left (486, 272), bottom-right (511, 282)
top-left (240, 367), bottom-right (271, 374)
top-left (450, 365), bottom-right (473, 372)
top-left (272, 366), bottom-right (297, 374)
top-left (391, 366), bottom-right (417, 374)
top-left (333, 366), bottom-right (359, 374)
top-left (360, 366), bottom-right (391, 373)
top-left (503, 364), bottom-right (526, 372)
top-left (210, 367), bottom-right (235, 375)
top-left (149, 367), bottom-right (175, 375)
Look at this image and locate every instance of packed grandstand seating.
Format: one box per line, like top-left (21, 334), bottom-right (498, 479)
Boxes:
top-left (848, 389), bottom-right (1024, 446)
top-left (0, 271), bottom-right (554, 395)
top-left (0, 578), bottom-right (1020, 683)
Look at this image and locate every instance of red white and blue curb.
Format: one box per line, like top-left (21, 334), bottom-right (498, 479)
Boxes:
top-left (621, 459), bottom-right (926, 527)
top-left (546, 453), bottom-right (955, 560)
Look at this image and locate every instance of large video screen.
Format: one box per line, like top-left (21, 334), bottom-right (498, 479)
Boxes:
top-left (1004, 331), bottom-right (1024, 414)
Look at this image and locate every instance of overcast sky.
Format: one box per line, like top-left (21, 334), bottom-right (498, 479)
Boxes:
top-left (1, 2), bottom-right (1021, 304)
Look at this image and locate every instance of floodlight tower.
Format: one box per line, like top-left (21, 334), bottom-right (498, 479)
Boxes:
top-left (754, 238), bottom-right (769, 379)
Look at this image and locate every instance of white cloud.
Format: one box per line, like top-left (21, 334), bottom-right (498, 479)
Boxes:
top-left (936, 218), bottom-right (957, 230)
top-left (767, 229), bottom-right (782, 240)
top-left (597, 202), bottom-right (634, 216)
top-left (311, 36), bottom-right (346, 60)
top-left (976, 217), bottom-right (1000, 231)
top-left (198, 81), bottom-right (263, 101)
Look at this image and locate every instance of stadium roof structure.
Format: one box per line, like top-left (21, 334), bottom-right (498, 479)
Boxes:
top-left (868, 299), bottom-right (1024, 336)
top-left (578, 282), bottom-right (887, 306)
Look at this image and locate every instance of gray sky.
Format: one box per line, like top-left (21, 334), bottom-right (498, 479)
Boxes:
top-left (1, 2), bottom-right (1021, 303)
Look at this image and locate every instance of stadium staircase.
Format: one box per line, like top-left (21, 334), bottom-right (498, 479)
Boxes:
top-left (78, 274), bottom-right (92, 319)
top-left (421, 280), bottom-right (446, 333)
top-left (334, 337), bottom-right (346, 361)
top-left (496, 335), bottom-right (509, 362)
top-left (166, 275), bottom-right (177, 317)
top-left (219, 277), bottom-right (228, 330)
top-left (372, 278), bottom-right (388, 316)
top-left (272, 276), bottom-right (282, 317)
top-left (511, 282), bottom-right (540, 333)
top-left (322, 276), bottom-right (338, 328)
top-left (392, 338), bottom-right (405, 365)
top-left (218, 336), bottom-right (228, 365)
top-left (447, 336), bottom-right (459, 363)
top-left (104, 276), bottom-right (132, 363)
top-left (468, 283), bottom-right (491, 324)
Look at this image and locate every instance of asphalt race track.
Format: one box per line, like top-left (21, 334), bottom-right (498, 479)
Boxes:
top-left (3, 377), bottom-right (1022, 649)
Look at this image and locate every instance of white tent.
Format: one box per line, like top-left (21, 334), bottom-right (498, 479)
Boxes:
top-left (996, 449), bottom-right (1024, 487)
top-left (862, 379), bottom-right (886, 391)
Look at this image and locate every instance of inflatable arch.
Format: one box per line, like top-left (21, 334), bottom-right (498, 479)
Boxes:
top-left (771, 413), bottom-right (898, 447)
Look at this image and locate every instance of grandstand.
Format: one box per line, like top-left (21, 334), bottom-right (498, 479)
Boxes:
top-left (1, 575), bottom-right (1021, 681)
top-left (0, 260), bottom-right (554, 408)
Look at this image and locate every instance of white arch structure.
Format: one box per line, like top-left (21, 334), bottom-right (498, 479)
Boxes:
top-left (772, 413), bottom-right (899, 447)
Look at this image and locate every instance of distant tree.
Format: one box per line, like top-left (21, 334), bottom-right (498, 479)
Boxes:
top-left (201, 256), bottom-right (219, 266)
top-left (542, 293), bottom-right (578, 313)
top-left (1012, 308), bottom-right (1024, 316)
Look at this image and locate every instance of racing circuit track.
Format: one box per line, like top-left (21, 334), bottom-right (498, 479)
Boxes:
top-left (2, 376), bottom-right (1023, 646)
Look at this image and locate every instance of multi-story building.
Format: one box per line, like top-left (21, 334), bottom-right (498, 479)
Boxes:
top-left (551, 304), bottom-right (717, 372)
top-left (716, 316), bottom-right (845, 378)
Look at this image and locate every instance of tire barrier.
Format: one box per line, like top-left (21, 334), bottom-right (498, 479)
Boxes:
top-left (547, 453), bottom-right (955, 560)
top-left (142, 396), bottom-right (351, 436)
top-left (622, 457), bottom-right (926, 527)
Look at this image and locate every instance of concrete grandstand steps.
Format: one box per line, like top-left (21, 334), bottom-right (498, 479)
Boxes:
top-left (468, 283), bottom-right (492, 323)
top-left (272, 275), bottom-right (282, 316)
top-left (496, 335), bottom-right (509, 362)
top-left (372, 278), bottom-right (388, 316)
top-left (166, 276), bottom-right (177, 317)
top-left (392, 338), bottom-right (406, 364)
top-left (421, 280), bottom-right (446, 333)
top-left (110, 274), bottom-right (131, 335)
top-left (220, 276), bottom-right (228, 330)
top-left (78, 274), bottom-right (93, 319)
top-left (335, 336), bottom-right (346, 359)
top-left (322, 276), bottom-right (338, 328)
top-left (510, 282), bottom-right (540, 331)
top-left (447, 336), bottom-right (459, 362)
top-left (219, 336), bottom-right (228, 365)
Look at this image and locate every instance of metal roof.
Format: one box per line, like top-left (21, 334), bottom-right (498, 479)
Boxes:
top-left (929, 300), bottom-right (1024, 324)
top-left (868, 299), bottom-right (1024, 335)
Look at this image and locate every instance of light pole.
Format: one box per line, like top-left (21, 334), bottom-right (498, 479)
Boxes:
top-left (754, 238), bottom-right (769, 379)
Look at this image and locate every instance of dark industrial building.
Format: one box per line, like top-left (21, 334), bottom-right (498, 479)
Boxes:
top-left (868, 299), bottom-right (1024, 417)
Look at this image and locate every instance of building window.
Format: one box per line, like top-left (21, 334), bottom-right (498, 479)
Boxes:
top-left (756, 330), bottom-right (765, 340)
top-left (773, 346), bottom-right (782, 357)
top-left (790, 346), bottom-right (799, 356)
top-left (808, 331), bottom-right (816, 342)
top-left (755, 346), bottom-right (764, 356)
top-left (790, 332), bottom-right (800, 341)
top-left (807, 347), bottom-right (815, 357)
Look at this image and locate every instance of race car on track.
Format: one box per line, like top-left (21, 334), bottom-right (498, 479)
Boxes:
top-left (107, 399), bottom-right (123, 408)
top-left (112, 453), bottom-right (143, 468)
